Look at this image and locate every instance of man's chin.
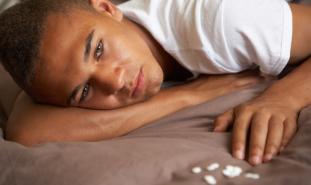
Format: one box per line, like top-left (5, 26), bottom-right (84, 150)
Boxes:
top-left (144, 85), bottom-right (161, 99)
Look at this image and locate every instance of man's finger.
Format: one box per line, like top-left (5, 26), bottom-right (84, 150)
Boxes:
top-left (281, 118), bottom-right (297, 150)
top-left (263, 116), bottom-right (284, 163)
top-left (234, 75), bottom-right (265, 88)
top-left (248, 112), bottom-right (270, 165)
top-left (213, 109), bottom-right (234, 132)
top-left (232, 106), bottom-right (253, 160)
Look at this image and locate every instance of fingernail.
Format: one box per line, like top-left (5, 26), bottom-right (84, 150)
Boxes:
top-left (213, 126), bottom-right (219, 132)
top-left (251, 156), bottom-right (261, 165)
top-left (264, 154), bottom-right (273, 162)
top-left (280, 146), bottom-right (285, 152)
top-left (234, 150), bottom-right (244, 160)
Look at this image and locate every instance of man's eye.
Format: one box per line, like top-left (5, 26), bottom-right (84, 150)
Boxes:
top-left (95, 40), bottom-right (104, 61)
top-left (80, 83), bottom-right (90, 103)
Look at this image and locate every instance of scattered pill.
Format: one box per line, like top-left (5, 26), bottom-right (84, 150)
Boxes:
top-left (192, 166), bottom-right (202, 174)
top-left (204, 175), bottom-right (217, 185)
top-left (191, 162), bottom-right (259, 182)
top-left (245, 173), bottom-right (260, 179)
top-left (206, 163), bottom-right (220, 171)
top-left (222, 165), bottom-right (242, 178)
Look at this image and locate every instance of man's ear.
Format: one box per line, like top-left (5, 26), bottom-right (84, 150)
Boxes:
top-left (88, 0), bottom-right (123, 22)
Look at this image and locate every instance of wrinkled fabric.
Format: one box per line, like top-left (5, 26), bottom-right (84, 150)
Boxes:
top-left (0, 81), bottom-right (311, 185)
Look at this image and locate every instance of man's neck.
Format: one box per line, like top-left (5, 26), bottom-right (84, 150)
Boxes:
top-left (122, 17), bottom-right (192, 81)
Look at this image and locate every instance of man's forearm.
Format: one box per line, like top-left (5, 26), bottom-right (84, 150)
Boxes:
top-left (262, 56), bottom-right (311, 110)
top-left (5, 88), bottom-right (191, 146)
top-left (6, 73), bottom-right (260, 146)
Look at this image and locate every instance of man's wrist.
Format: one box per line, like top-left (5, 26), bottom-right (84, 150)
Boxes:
top-left (262, 82), bottom-right (305, 111)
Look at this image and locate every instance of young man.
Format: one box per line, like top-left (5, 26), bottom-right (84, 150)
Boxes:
top-left (0, 0), bottom-right (310, 166)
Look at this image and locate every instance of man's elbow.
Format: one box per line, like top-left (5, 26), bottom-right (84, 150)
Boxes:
top-left (5, 121), bottom-right (43, 147)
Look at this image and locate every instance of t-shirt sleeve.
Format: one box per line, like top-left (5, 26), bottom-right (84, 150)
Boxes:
top-left (221, 0), bottom-right (292, 76)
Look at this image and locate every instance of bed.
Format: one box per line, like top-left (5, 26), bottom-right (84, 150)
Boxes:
top-left (1, 0), bottom-right (311, 185)
top-left (1, 80), bottom-right (311, 185)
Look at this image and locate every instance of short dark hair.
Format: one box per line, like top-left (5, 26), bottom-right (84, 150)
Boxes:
top-left (0, 0), bottom-right (95, 97)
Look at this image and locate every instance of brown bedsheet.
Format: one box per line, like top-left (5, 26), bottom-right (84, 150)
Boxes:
top-left (1, 1), bottom-right (311, 185)
top-left (0, 81), bottom-right (310, 185)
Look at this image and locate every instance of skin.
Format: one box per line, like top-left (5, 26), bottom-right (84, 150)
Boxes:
top-left (4, 0), bottom-right (262, 146)
top-left (3, 0), bottom-right (311, 166)
top-left (214, 4), bottom-right (311, 165)
top-left (33, 8), bottom-right (164, 109)
top-left (6, 73), bottom-right (261, 145)
top-left (34, 0), bottom-right (194, 109)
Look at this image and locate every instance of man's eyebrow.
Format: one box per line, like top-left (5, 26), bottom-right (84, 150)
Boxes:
top-left (84, 29), bottom-right (95, 63)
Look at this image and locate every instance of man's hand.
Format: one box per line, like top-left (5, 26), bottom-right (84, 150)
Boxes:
top-left (179, 71), bottom-right (264, 106)
top-left (213, 90), bottom-right (300, 165)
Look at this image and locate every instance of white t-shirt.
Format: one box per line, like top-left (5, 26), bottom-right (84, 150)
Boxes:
top-left (118, 0), bottom-right (292, 76)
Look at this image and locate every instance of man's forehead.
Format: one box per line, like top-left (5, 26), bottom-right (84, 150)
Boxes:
top-left (44, 9), bottom-right (94, 34)
top-left (46, 8), bottom-right (97, 26)
top-left (34, 10), bottom-right (95, 105)
top-left (39, 9), bottom-right (94, 69)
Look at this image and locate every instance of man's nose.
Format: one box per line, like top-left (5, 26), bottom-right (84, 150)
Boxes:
top-left (92, 66), bottom-right (125, 95)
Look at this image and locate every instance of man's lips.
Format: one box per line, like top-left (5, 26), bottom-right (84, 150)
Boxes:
top-left (131, 67), bottom-right (144, 98)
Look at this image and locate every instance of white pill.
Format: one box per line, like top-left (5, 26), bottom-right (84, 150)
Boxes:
top-left (192, 166), bottom-right (202, 174)
top-left (206, 163), bottom-right (220, 171)
top-left (222, 165), bottom-right (242, 178)
top-left (204, 175), bottom-right (217, 185)
top-left (245, 173), bottom-right (260, 179)
top-left (223, 169), bottom-right (235, 177)
top-left (226, 165), bottom-right (234, 170)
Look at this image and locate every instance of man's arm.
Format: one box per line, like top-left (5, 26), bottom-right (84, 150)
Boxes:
top-left (6, 73), bottom-right (261, 146)
top-left (214, 4), bottom-right (311, 166)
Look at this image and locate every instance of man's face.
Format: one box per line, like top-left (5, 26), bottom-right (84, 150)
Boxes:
top-left (32, 7), bottom-right (164, 109)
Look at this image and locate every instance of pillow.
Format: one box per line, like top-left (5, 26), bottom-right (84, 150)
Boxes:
top-left (0, 64), bottom-right (21, 119)
top-left (0, 0), bottom-right (21, 131)
top-left (0, 108), bottom-right (5, 137)
top-left (0, 0), bottom-right (20, 12)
